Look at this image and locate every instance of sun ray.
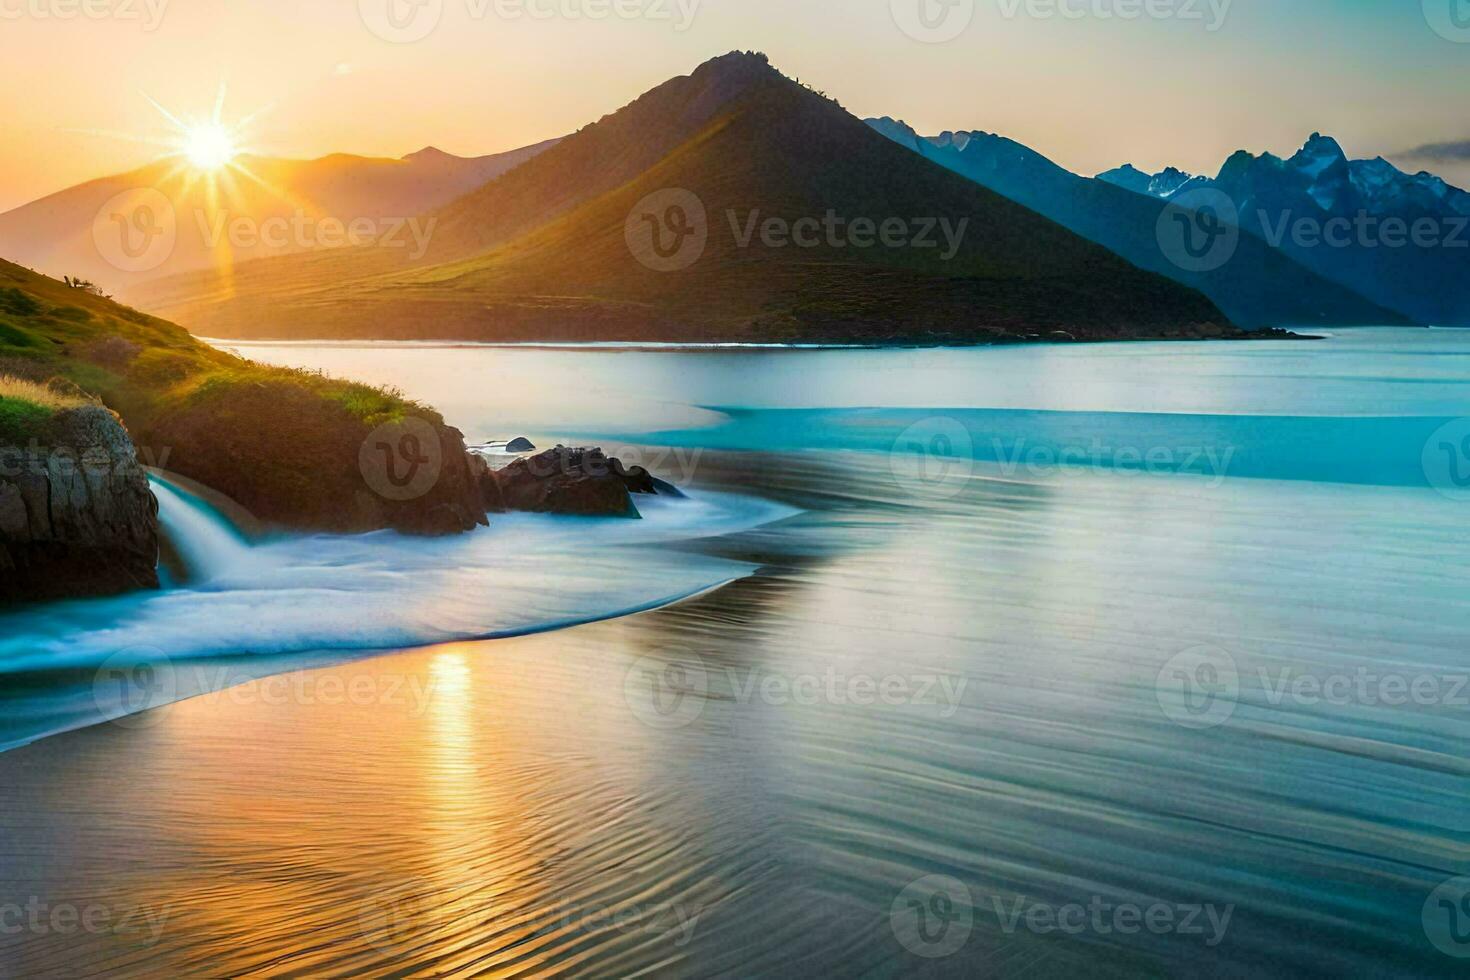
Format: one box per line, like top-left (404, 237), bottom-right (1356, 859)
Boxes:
top-left (211, 79), bottom-right (228, 125)
top-left (141, 91), bottom-right (191, 134)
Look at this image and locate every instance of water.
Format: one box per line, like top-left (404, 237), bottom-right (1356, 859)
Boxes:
top-left (1, 327), bottom-right (1467, 977)
top-left (150, 478), bottom-right (256, 583)
top-left (0, 478), bottom-right (792, 751)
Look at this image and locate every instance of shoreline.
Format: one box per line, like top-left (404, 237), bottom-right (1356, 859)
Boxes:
top-left (201, 327), bottom-right (1328, 353)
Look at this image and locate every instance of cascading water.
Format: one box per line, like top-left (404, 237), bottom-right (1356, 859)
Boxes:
top-left (150, 476), bottom-right (256, 584)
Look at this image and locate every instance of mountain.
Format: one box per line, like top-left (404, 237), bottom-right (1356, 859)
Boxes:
top-left (127, 52), bottom-right (1237, 345)
top-left (1098, 134), bottom-right (1470, 325)
top-left (0, 138), bottom-right (561, 291)
top-left (1096, 164), bottom-right (1200, 199)
top-left (867, 119), bottom-right (1405, 329)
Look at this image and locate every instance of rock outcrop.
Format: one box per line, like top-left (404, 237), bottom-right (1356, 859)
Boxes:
top-left (0, 406), bottom-right (159, 603)
top-left (140, 381), bottom-right (487, 537)
top-left (386, 422), bottom-right (490, 537)
top-left (481, 445), bottom-right (681, 518)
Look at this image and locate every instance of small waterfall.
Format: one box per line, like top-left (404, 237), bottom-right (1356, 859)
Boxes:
top-left (150, 477), bottom-right (255, 584)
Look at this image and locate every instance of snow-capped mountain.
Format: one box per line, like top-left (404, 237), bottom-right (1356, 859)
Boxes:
top-left (1096, 164), bottom-right (1200, 199)
top-left (1096, 133), bottom-right (1470, 325)
top-left (1102, 134), bottom-right (1470, 218)
top-left (865, 118), bottom-right (1404, 329)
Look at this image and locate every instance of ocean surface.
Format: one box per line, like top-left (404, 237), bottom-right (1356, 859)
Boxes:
top-left (2, 327), bottom-right (1468, 977)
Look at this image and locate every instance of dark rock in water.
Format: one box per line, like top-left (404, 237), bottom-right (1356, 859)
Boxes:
top-left (0, 406), bottom-right (160, 603)
top-left (480, 445), bottom-right (685, 518)
top-left (376, 423), bottom-right (490, 537)
top-left (505, 437), bottom-right (536, 453)
top-left (485, 446), bottom-right (640, 518)
top-left (648, 475), bottom-right (686, 498)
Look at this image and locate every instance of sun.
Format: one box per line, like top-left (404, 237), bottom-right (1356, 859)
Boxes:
top-left (183, 123), bottom-right (238, 171)
top-left (127, 82), bottom-right (259, 177)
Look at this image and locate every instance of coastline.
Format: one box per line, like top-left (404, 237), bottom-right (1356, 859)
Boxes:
top-left (201, 326), bottom-right (1325, 352)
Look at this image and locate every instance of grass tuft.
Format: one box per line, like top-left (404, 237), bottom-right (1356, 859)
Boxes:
top-left (0, 374), bottom-right (89, 444)
top-left (0, 374), bottom-right (89, 411)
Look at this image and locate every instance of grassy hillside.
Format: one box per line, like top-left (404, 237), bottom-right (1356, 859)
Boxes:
top-left (128, 52), bottom-right (1236, 344)
top-left (0, 258), bottom-right (483, 534)
top-left (0, 260), bottom-right (410, 428)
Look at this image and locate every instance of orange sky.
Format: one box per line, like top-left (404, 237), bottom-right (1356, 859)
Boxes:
top-left (2, 0), bottom-right (1468, 212)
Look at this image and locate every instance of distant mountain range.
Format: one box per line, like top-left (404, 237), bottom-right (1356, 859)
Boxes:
top-left (10, 52), bottom-right (1462, 344)
top-left (866, 119), bottom-right (1404, 329)
top-left (0, 138), bottom-right (560, 289)
top-left (119, 52), bottom-right (1232, 345)
top-left (1097, 134), bottom-right (1470, 325)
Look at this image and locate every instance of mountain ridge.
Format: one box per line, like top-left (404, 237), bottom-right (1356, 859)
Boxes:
top-left (867, 117), bottom-right (1407, 329)
top-left (126, 52), bottom-right (1240, 345)
top-left (1096, 133), bottom-right (1470, 324)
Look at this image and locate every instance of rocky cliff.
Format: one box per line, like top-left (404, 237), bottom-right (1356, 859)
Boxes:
top-left (0, 406), bottom-right (159, 603)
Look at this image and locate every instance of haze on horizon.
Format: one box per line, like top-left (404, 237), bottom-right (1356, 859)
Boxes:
top-left (1, 0), bottom-right (1467, 213)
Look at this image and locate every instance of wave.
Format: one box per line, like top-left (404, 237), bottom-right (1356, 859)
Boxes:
top-left (0, 479), bottom-right (799, 752)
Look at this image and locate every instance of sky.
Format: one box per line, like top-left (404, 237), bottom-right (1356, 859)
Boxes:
top-left (1, 0), bottom-right (1468, 212)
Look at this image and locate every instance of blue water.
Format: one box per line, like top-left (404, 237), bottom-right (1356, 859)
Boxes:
top-left (1, 327), bottom-right (1467, 977)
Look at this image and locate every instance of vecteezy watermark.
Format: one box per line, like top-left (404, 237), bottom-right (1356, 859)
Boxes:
top-left (1156, 187), bottom-right (1240, 273)
top-left (547, 899), bottom-right (703, 947)
top-left (890, 417), bottom-right (975, 499)
top-left (623, 653), bottom-right (969, 729)
top-left (1158, 193), bottom-right (1470, 274)
top-left (92, 647), bottom-right (176, 729)
top-left (200, 668), bottom-right (441, 715)
top-left (91, 653), bottom-right (443, 730)
top-left (358, 877), bottom-right (434, 954)
top-left (0, 440), bottom-right (171, 479)
top-left (989, 893), bottom-right (1234, 946)
top-left (889, 875), bottom-right (1234, 959)
top-left (92, 188), bottom-right (177, 274)
top-left (890, 875), bottom-right (974, 958)
top-left (1423, 0), bottom-right (1470, 43)
top-left (1258, 666), bottom-right (1468, 708)
top-left (0, 898), bottom-right (171, 944)
top-left (0, 0), bottom-right (170, 30)
top-left (91, 191), bottom-right (439, 274)
top-left (890, 0), bottom-right (975, 43)
top-left (1257, 211), bottom-right (1470, 251)
top-left (626, 189), bottom-right (709, 272)
top-left (194, 210), bottom-right (438, 261)
top-left (1156, 645), bottom-right (1239, 729)
top-left (995, 0), bottom-right (1232, 30)
top-left (892, 0), bottom-right (1231, 43)
top-left (993, 438), bottom-right (1236, 486)
top-left (1423, 876), bottom-right (1470, 959)
top-left (1157, 648), bottom-right (1467, 725)
top-left (360, 417), bottom-right (444, 502)
top-left (726, 210), bottom-right (968, 260)
top-left (358, 0), bottom-right (699, 43)
top-left (625, 189), bottom-right (970, 272)
top-left (1423, 418), bottom-right (1470, 501)
top-left (624, 654), bottom-right (709, 729)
